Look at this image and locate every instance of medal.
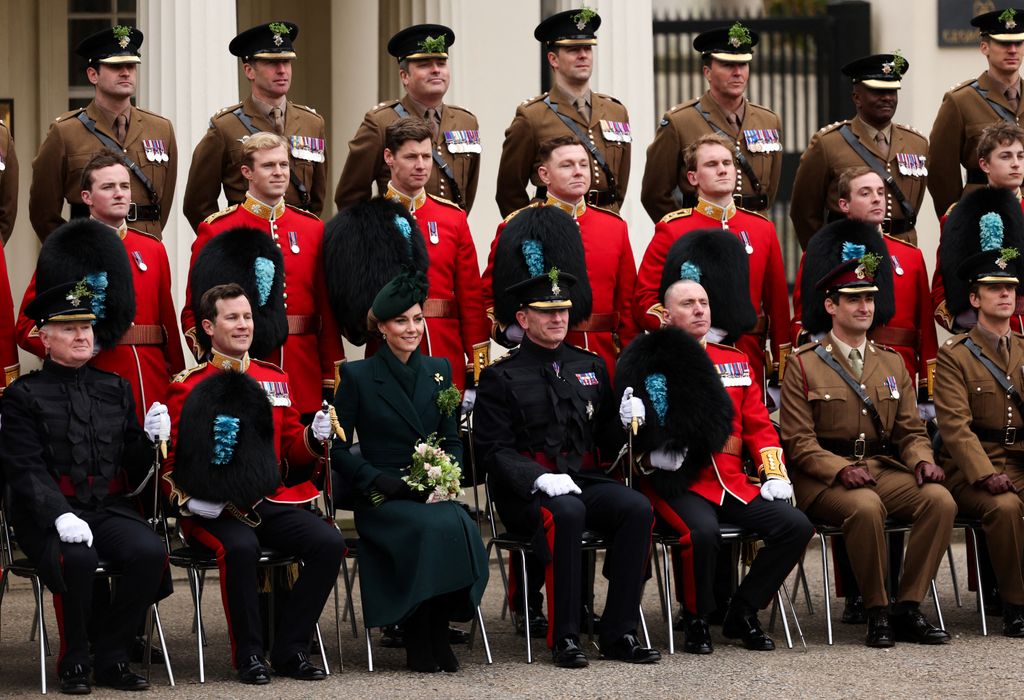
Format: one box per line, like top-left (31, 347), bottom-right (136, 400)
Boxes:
top-left (891, 254), bottom-right (904, 276)
top-left (131, 250), bottom-right (147, 272)
top-left (740, 230), bottom-right (754, 254)
top-left (428, 221), bottom-right (439, 245)
top-left (288, 231), bottom-right (300, 254)
top-left (885, 375), bottom-right (900, 400)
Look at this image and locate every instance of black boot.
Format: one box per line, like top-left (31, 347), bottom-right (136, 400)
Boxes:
top-left (403, 607), bottom-right (438, 673)
top-left (428, 599), bottom-right (460, 673)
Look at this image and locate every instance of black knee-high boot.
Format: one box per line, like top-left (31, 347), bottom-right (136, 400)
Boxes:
top-left (404, 604), bottom-right (438, 673)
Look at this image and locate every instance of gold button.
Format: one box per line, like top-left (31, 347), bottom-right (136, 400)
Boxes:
top-left (824, 394), bottom-right (831, 400)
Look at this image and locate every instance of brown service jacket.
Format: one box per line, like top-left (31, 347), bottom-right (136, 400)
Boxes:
top-left (780, 338), bottom-right (934, 509)
top-left (934, 327), bottom-right (1024, 488)
top-left (496, 84), bottom-right (630, 218)
top-left (0, 120), bottom-right (18, 245)
top-left (789, 117), bottom-right (928, 248)
top-left (29, 101), bottom-right (176, 241)
top-left (641, 92), bottom-right (781, 224)
top-left (334, 95), bottom-right (480, 213)
top-left (928, 71), bottom-right (1024, 218)
top-left (182, 95), bottom-right (326, 231)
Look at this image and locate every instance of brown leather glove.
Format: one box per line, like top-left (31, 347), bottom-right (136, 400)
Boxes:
top-left (914, 461), bottom-right (945, 486)
top-left (837, 465), bottom-right (876, 489)
top-left (980, 473), bottom-right (1017, 495)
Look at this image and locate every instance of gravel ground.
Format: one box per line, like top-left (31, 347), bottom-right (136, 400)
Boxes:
top-left (0, 530), bottom-right (1017, 699)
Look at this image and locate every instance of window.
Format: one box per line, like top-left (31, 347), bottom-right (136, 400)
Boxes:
top-left (67, 0), bottom-right (137, 110)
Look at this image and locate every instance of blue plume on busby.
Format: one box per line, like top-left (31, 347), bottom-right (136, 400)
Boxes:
top-left (841, 241), bottom-right (866, 262)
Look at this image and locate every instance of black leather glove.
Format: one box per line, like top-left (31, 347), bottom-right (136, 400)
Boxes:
top-left (373, 473), bottom-right (412, 500)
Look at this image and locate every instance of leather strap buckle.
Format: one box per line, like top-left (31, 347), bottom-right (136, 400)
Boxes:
top-left (854, 433), bottom-right (866, 460)
top-left (1006, 426), bottom-right (1017, 446)
top-left (126, 202), bottom-right (138, 222)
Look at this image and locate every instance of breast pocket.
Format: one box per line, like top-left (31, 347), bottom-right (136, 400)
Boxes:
top-left (808, 386), bottom-right (847, 426)
top-left (967, 379), bottom-right (998, 417)
top-left (871, 385), bottom-right (900, 429)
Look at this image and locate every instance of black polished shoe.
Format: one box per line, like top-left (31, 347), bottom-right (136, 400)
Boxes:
top-left (1002, 604), bottom-right (1024, 637)
top-left (891, 606), bottom-right (951, 644)
top-left (865, 607), bottom-right (895, 648)
top-left (681, 613), bottom-right (713, 655)
top-left (985, 588), bottom-right (1005, 617)
top-left (94, 662), bottom-right (150, 691)
top-left (237, 655), bottom-right (272, 685)
top-left (721, 607), bottom-right (775, 651)
top-left (551, 635), bottom-right (589, 668)
top-left (580, 606), bottom-right (602, 635)
top-left (448, 625), bottom-right (471, 645)
top-left (514, 606), bottom-right (549, 639)
top-left (380, 624), bottom-right (405, 648)
top-left (129, 636), bottom-right (164, 664)
top-left (273, 651), bottom-right (327, 681)
top-left (842, 595), bottom-right (867, 624)
top-left (599, 633), bottom-right (661, 664)
top-left (59, 664), bottom-right (91, 695)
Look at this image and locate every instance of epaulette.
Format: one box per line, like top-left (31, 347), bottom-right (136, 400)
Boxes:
top-left (948, 78), bottom-right (974, 93)
top-left (594, 92), bottom-right (622, 105)
top-left (212, 102), bottom-right (244, 119)
top-left (54, 108), bottom-right (86, 123)
top-left (942, 332), bottom-right (971, 348)
top-left (944, 201), bottom-right (957, 217)
top-left (426, 193), bottom-right (462, 210)
top-left (747, 101), bottom-right (779, 117)
top-left (251, 358), bottom-right (286, 373)
top-left (667, 98), bottom-right (699, 115)
top-left (588, 203), bottom-right (623, 219)
top-left (127, 227), bottom-right (161, 243)
top-left (882, 232), bottom-right (916, 250)
top-left (895, 122), bottom-right (925, 137)
top-left (503, 201), bottom-right (542, 224)
top-left (659, 208), bottom-right (693, 223)
top-left (135, 105), bottom-right (171, 122)
top-left (564, 341), bottom-right (599, 357)
top-left (707, 341), bottom-right (744, 355)
top-left (370, 99), bottom-right (400, 113)
top-left (447, 103), bottom-right (477, 117)
top-left (490, 347), bottom-right (518, 365)
top-left (284, 203), bottom-right (320, 219)
top-left (816, 120), bottom-right (845, 135)
top-left (203, 204), bottom-right (239, 225)
top-left (520, 93), bottom-right (547, 107)
top-left (172, 363), bottom-right (208, 383)
top-left (869, 340), bottom-right (898, 354)
top-left (736, 207), bottom-right (773, 222)
top-left (794, 339), bottom-right (821, 355)
top-left (291, 102), bottom-right (319, 116)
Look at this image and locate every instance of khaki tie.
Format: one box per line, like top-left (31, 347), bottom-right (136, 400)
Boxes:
top-left (1007, 87), bottom-right (1020, 113)
top-left (269, 106), bottom-right (284, 134)
top-left (424, 108), bottom-right (439, 140)
top-left (848, 348), bottom-right (863, 379)
top-left (874, 131), bottom-right (889, 159)
top-left (575, 97), bottom-right (591, 123)
top-left (114, 114), bottom-right (128, 144)
top-left (1000, 336), bottom-right (1011, 366)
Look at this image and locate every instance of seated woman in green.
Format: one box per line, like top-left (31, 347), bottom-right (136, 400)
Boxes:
top-left (331, 269), bottom-right (488, 673)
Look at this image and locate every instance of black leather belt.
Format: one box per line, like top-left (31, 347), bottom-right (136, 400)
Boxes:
top-left (826, 211), bottom-right (914, 233)
top-left (971, 425), bottom-right (1023, 446)
top-left (817, 436), bottom-right (891, 460)
top-left (70, 202), bottom-right (161, 222)
top-left (586, 189), bottom-right (617, 207)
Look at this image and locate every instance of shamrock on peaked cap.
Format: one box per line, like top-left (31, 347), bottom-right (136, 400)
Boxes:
top-left (24, 280), bottom-right (97, 328)
top-left (189, 227), bottom-right (287, 358)
top-left (534, 7), bottom-right (601, 46)
top-left (941, 186), bottom-right (1024, 318)
top-left (692, 21), bottom-right (758, 62)
top-left (972, 7), bottom-right (1024, 42)
top-left (35, 218), bottom-right (135, 347)
top-left (75, 24), bottom-right (143, 64)
top-left (955, 209), bottom-right (1022, 285)
top-left (229, 21), bottom-right (299, 60)
top-left (323, 197), bottom-right (429, 345)
top-left (387, 23), bottom-right (455, 61)
top-left (841, 52), bottom-right (909, 90)
top-left (492, 205), bottom-right (592, 328)
top-left (615, 327), bottom-right (733, 497)
top-left (800, 218), bottom-right (894, 335)
top-left (659, 229), bottom-right (757, 344)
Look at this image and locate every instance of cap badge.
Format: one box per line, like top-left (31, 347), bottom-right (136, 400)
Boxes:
top-left (548, 267), bottom-right (561, 296)
top-left (728, 21), bottom-right (751, 49)
top-left (573, 7), bottom-right (597, 31)
top-left (113, 25), bottom-right (131, 50)
top-left (1001, 8), bottom-right (1018, 29)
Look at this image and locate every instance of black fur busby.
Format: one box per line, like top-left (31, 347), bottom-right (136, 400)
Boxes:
top-left (615, 327), bottom-right (733, 497)
top-left (801, 218), bottom-right (895, 334)
top-left (659, 229), bottom-right (757, 344)
top-left (323, 198), bottom-right (430, 345)
top-left (492, 205), bottom-right (592, 327)
top-left (35, 219), bottom-right (135, 349)
top-left (173, 371), bottom-right (281, 507)
top-left (941, 187), bottom-right (1024, 318)
top-left (190, 227), bottom-right (287, 358)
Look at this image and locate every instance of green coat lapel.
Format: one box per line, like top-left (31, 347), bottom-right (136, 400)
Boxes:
top-left (371, 355), bottom-right (427, 437)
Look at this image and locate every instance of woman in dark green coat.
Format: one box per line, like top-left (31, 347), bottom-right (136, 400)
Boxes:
top-left (331, 270), bottom-right (488, 673)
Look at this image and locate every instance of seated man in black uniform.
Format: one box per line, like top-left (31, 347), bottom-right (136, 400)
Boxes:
top-left (474, 205), bottom-right (660, 668)
top-left (1, 280), bottom-right (172, 694)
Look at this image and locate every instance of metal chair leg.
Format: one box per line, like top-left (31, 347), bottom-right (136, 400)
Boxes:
top-left (660, 542), bottom-right (674, 655)
top-left (775, 589), bottom-right (793, 649)
top-left (818, 533), bottom-right (834, 645)
top-left (313, 622), bottom-right (330, 675)
top-left (793, 555), bottom-right (814, 615)
top-left (930, 579), bottom-right (945, 632)
top-left (340, 558), bottom-right (358, 638)
top-left (189, 569), bottom-right (206, 683)
top-left (519, 550), bottom-right (533, 664)
top-left (332, 581), bottom-right (344, 671)
top-left (32, 577), bottom-right (46, 695)
top-left (152, 604), bottom-right (175, 686)
top-left (652, 546), bottom-right (667, 623)
top-left (947, 545), bottom-right (962, 608)
top-left (967, 527), bottom-right (988, 636)
top-left (475, 605), bottom-right (493, 664)
top-left (780, 581), bottom-right (806, 650)
top-left (364, 626), bottom-right (374, 672)
top-left (638, 603), bottom-right (651, 648)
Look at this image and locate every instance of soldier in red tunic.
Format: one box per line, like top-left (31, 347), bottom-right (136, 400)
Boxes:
top-left (482, 135), bottom-right (638, 381)
top-left (0, 223), bottom-right (17, 395)
top-left (181, 132), bottom-right (344, 417)
top-left (633, 133), bottom-right (790, 387)
top-left (17, 152), bottom-right (184, 420)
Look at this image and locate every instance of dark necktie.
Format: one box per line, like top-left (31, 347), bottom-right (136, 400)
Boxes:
top-left (424, 108), bottom-right (439, 140)
top-left (874, 131), bottom-right (889, 159)
top-left (1007, 87), bottom-right (1020, 113)
top-left (114, 114), bottom-right (128, 144)
top-left (269, 107), bottom-right (284, 134)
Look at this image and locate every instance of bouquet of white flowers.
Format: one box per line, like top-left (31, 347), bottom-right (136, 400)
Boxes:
top-left (405, 433), bottom-right (464, 504)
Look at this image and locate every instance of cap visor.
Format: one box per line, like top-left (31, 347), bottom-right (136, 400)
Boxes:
top-left (98, 55), bottom-right (142, 64)
top-left (708, 51), bottom-right (752, 62)
top-left (44, 312), bottom-right (97, 323)
top-left (976, 274), bottom-right (1021, 284)
top-left (403, 51), bottom-right (449, 61)
top-left (527, 300), bottom-right (573, 310)
top-left (859, 79), bottom-right (901, 89)
top-left (987, 32), bottom-right (1024, 42)
top-left (249, 50), bottom-right (297, 60)
top-left (551, 38), bottom-right (598, 46)
top-left (835, 284), bottom-right (879, 294)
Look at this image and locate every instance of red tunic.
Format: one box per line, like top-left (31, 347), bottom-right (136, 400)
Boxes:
top-left (16, 226), bottom-right (185, 418)
top-left (791, 234), bottom-right (938, 395)
top-left (480, 200), bottom-right (639, 381)
top-left (0, 242), bottom-right (19, 394)
top-left (161, 354), bottom-right (321, 509)
top-left (181, 197), bottom-right (346, 415)
top-left (633, 200), bottom-right (791, 385)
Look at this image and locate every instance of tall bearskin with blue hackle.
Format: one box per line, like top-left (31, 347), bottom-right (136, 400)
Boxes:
top-left (801, 218), bottom-right (895, 335)
top-left (659, 229), bottom-right (757, 344)
top-left (322, 197), bottom-right (430, 345)
top-left (189, 226), bottom-right (288, 359)
top-left (491, 205), bottom-right (592, 329)
top-left (35, 218), bottom-right (135, 348)
top-left (172, 370), bottom-right (281, 508)
top-left (615, 327), bottom-right (733, 496)
top-left (941, 186), bottom-right (1024, 318)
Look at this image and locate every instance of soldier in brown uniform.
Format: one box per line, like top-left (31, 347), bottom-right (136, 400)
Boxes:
top-left (641, 22), bottom-right (781, 223)
top-left (335, 24), bottom-right (480, 213)
top-left (934, 205), bottom-right (1024, 637)
top-left (928, 8), bottom-right (1024, 218)
top-left (496, 7), bottom-right (630, 218)
top-left (183, 22), bottom-right (327, 230)
top-left (790, 54), bottom-right (928, 248)
top-left (781, 249), bottom-right (955, 648)
top-left (0, 119), bottom-right (18, 245)
top-left (30, 25), bottom-right (176, 241)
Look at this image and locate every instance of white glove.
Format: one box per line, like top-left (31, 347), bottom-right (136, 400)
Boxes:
top-left (619, 387), bottom-right (646, 429)
top-left (144, 402), bottom-right (171, 443)
top-left (533, 473), bottom-right (582, 497)
top-left (461, 388), bottom-right (477, 415)
top-left (505, 324), bottom-right (525, 344)
top-left (187, 498), bottom-right (226, 519)
top-left (649, 448), bottom-right (686, 471)
top-left (918, 401), bottom-right (936, 422)
top-left (760, 477), bottom-right (793, 502)
top-left (311, 409), bottom-right (333, 442)
top-left (54, 513), bottom-right (93, 547)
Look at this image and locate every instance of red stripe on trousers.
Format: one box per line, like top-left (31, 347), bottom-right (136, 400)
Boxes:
top-left (638, 479), bottom-right (699, 614)
top-left (181, 521), bottom-right (243, 668)
top-left (540, 506), bottom-right (557, 649)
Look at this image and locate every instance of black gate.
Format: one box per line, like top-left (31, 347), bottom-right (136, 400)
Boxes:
top-left (652, 2), bottom-right (870, 280)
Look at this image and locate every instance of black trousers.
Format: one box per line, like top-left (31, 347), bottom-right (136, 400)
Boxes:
top-left (655, 492), bottom-right (813, 616)
top-left (181, 500), bottom-right (344, 667)
top-left (15, 510), bottom-right (168, 673)
top-left (497, 480), bottom-right (653, 648)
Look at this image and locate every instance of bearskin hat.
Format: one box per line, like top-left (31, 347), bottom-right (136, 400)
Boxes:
top-left (659, 229), bottom-right (757, 344)
top-left (35, 219), bottom-right (135, 348)
top-left (173, 370), bottom-right (281, 507)
top-left (801, 218), bottom-right (895, 334)
top-left (492, 205), bottom-right (592, 328)
top-left (189, 227), bottom-right (287, 358)
top-left (323, 198), bottom-right (430, 345)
